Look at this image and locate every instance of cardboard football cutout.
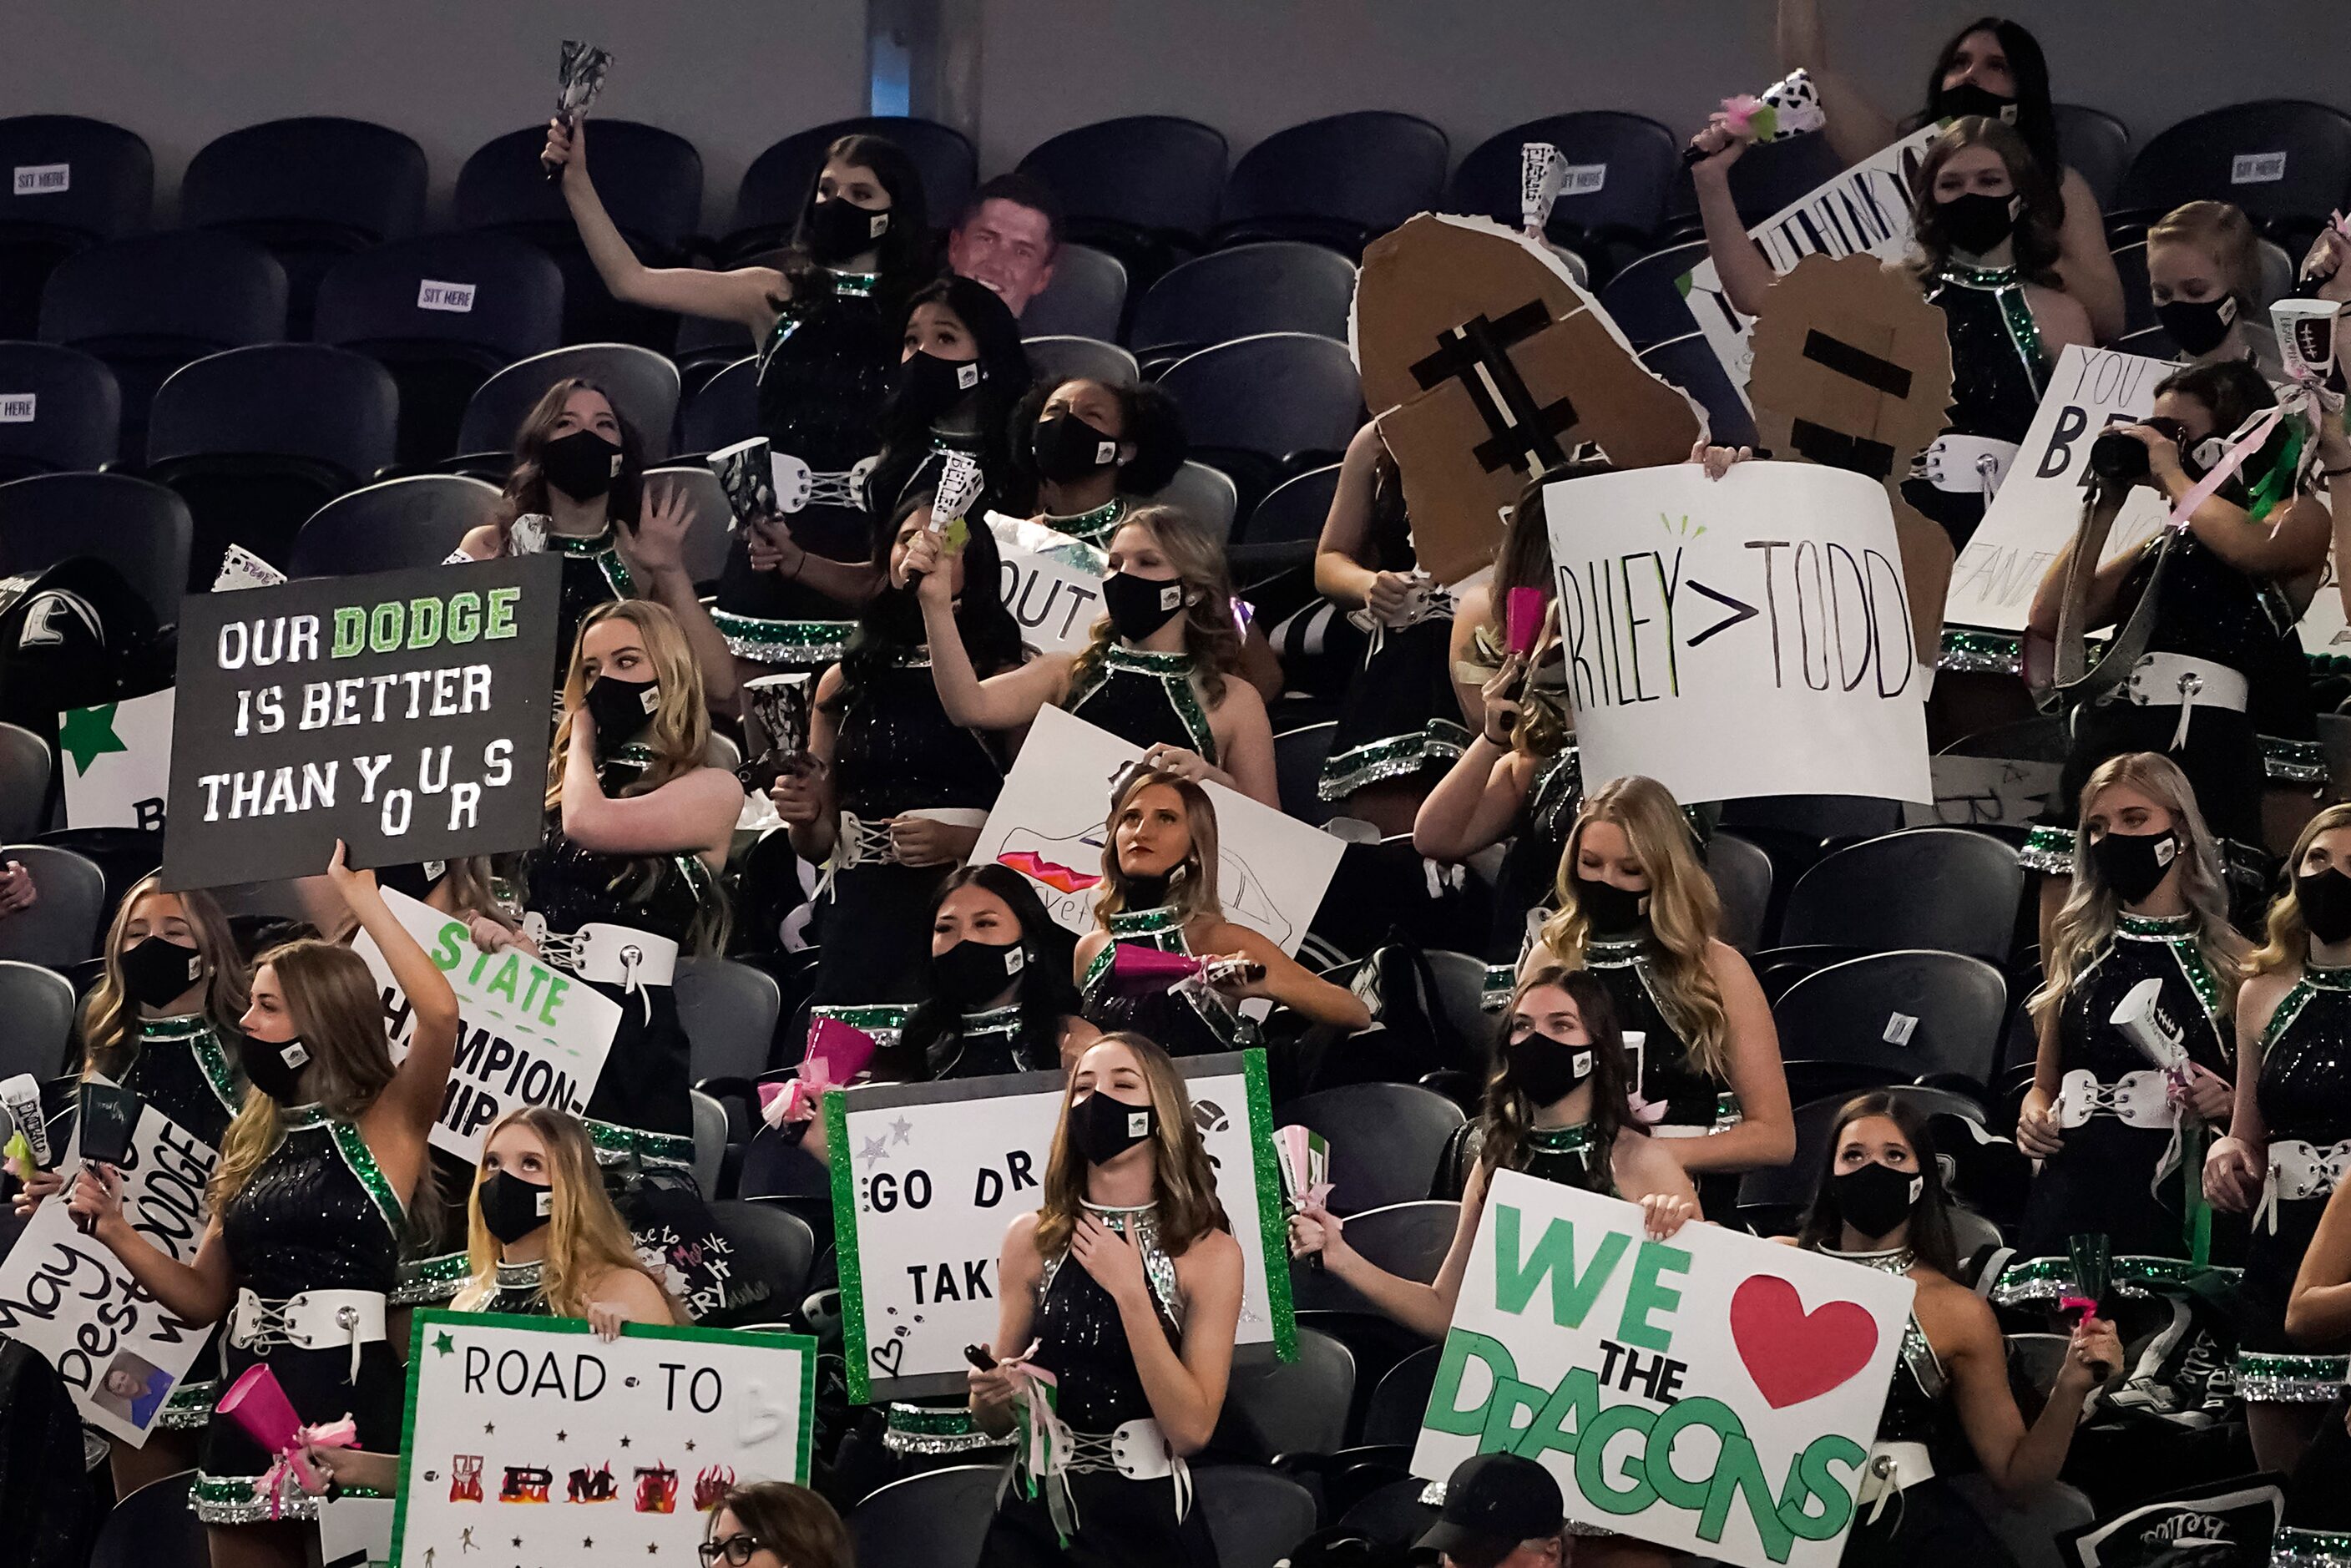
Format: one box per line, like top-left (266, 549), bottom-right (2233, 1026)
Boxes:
top-left (1354, 213), bottom-right (1703, 587)
top-left (1746, 253), bottom-right (1955, 664)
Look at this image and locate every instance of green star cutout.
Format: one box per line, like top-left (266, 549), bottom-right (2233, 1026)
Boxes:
top-left (432, 1329), bottom-right (457, 1357)
top-left (56, 703), bottom-right (127, 777)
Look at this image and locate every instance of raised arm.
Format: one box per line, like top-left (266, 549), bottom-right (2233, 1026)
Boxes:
top-left (1671, 943), bottom-right (1795, 1175)
top-left (1687, 134), bottom-right (1779, 320)
top-left (559, 720), bottom-right (743, 861)
top-left (331, 844), bottom-right (458, 1141)
top-left (1413, 742), bottom-right (1534, 862)
top-left (913, 557), bottom-right (1068, 729)
top-left (548, 119), bottom-right (781, 337)
top-left (1943, 1287), bottom-right (2119, 1495)
top-left (620, 483), bottom-right (741, 713)
top-left (1776, 0), bottom-right (1899, 168)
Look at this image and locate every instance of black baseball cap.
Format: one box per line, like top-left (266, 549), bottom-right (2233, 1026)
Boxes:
top-left (1416, 1454), bottom-right (1564, 1567)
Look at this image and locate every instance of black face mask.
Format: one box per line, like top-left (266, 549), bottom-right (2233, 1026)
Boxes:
top-left (1067, 1091), bottom-right (1155, 1166)
top-left (891, 349), bottom-right (983, 424)
top-left (237, 1033), bottom-right (312, 1105)
top-left (867, 584), bottom-right (929, 645)
top-left (806, 195), bottom-right (890, 266)
top-left (1937, 191), bottom-right (2017, 257)
top-left (1034, 411), bottom-right (1120, 484)
top-left (935, 936), bottom-right (1025, 1007)
top-left (119, 935), bottom-right (203, 1009)
top-left (541, 427), bottom-right (623, 503)
top-left (1935, 80), bottom-right (2019, 124)
top-left (1102, 571), bottom-right (1186, 641)
top-left (1833, 1159), bottom-right (1923, 1241)
top-left (2156, 296), bottom-right (2239, 357)
top-left (1506, 1032), bottom-right (1595, 1108)
top-left (2090, 827), bottom-right (2181, 906)
top-left (2298, 867), bottom-right (2351, 944)
top-left (1572, 873), bottom-right (1647, 938)
top-left (583, 674), bottom-right (660, 753)
top-left (479, 1171), bottom-right (554, 1246)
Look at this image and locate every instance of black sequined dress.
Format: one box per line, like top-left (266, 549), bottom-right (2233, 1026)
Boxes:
top-left (464, 1258), bottom-right (556, 1318)
top-left (930, 1005), bottom-right (1059, 1080)
top-left (1064, 647), bottom-right (1216, 760)
top-left (2235, 964), bottom-right (2351, 1401)
top-left (1481, 746), bottom-right (1584, 1003)
top-left (1316, 503), bottom-right (1468, 803)
top-left (1901, 263), bottom-right (2048, 550)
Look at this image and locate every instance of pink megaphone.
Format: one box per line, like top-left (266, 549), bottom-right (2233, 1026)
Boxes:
top-left (1109, 943), bottom-right (1203, 993)
top-left (1505, 587), bottom-right (1545, 656)
top-left (219, 1363), bottom-right (303, 1455)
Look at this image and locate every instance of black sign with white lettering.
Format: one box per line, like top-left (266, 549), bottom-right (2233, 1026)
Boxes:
top-left (160, 555), bottom-right (560, 890)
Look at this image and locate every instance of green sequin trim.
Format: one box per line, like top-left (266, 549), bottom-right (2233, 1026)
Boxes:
top-left (1938, 626), bottom-right (2024, 675)
top-left (1242, 1049), bottom-right (1297, 1363)
top-left (1316, 719), bottom-right (1472, 801)
top-left (327, 1118), bottom-right (405, 1237)
top-left (2264, 734), bottom-right (2328, 785)
top-left (1088, 905), bottom-right (1187, 994)
top-left (583, 1115), bottom-right (696, 1171)
top-left (1526, 1121), bottom-right (1600, 1157)
top-left (2309, 964), bottom-right (2351, 994)
top-left (545, 526), bottom-right (636, 599)
top-left (1989, 1252), bottom-right (2240, 1305)
top-left (392, 1249), bottom-right (473, 1306)
top-left (1069, 645), bottom-right (1216, 763)
top-left (2116, 912), bottom-right (2192, 936)
top-left (959, 1004), bottom-right (1023, 1040)
top-left (1480, 964), bottom-right (1515, 1011)
top-left (192, 1471), bottom-right (387, 1524)
top-left (2233, 1350), bottom-right (2351, 1403)
top-left (829, 270), bottom-right (881, 299)
top-left (827, 1088), bottom-right (872, 1404)
top-left (139, 1015), bottom-right (243, 1115)
top-left (2020, 823), bottom-right (2076, 874)
top-left (159, 1378), bottom-right (220, 1430)
top-left (708, 609), bottom-right (854, 665)
top-left (2276, 1527), bottom-right (2351, 1567)
top-left (810, 1003), bottom-right (915, 1034)
top-left (1048, 497), bottom-right (1127, 547)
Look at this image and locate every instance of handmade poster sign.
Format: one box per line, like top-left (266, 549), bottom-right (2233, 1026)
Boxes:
top-left (968, 706), bottom-right (1344, 948)
top-left (1353, 213), bottom-right (1703, 586)
top-left (392, 1313), bottom-right (815, 1568)
top-left (354, 888), bottom-right (619, 1165)
top-left (0, 1103), bottom-right (219, 1445)
top-left (58, 686), bottom-right (174, 832)
top-left (1411, 1171), bottom-right (1913, 1568)
top-left (1686, 124), bottom-right (1943, 396)
top-left (985, 515), bottom-right (1108, 655)
top-left (1544, 462), bottom-right (1932, 804)
top-left (2299, 550), bottom-right (2348, 665)
top-left (1745, 253), bottom-right (1957, 663)
top-left (1902, 754), bottom-right (2065, 832)
top-left (2056, 1474), bottom-right (2284, 1568)
top-left (161, 554), bottom-right (560, 890)
top-left (827, 1050), bottom-right (1292, 1404)
top-left (1944, 346), bottom-right (2177, 635)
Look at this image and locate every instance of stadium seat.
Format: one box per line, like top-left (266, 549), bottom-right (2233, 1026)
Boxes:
top-left (1129, 242), bottom-right (1357, 374)
top-left (2053, 104), bottom-right (2132, 214)
top-left (0, 472), bottom-right (190, 625)
top-left (1277, 1084), bottom-right (1464, 1215)
top-left (314, 233), bottom-right (566, 468)
top-left (724, 117), bottom-right (976, 260)
top-left (1640, 332), bottom-right (1758, 448)
top-left (2114, 322), bottom-right (2181, 359)
top-left (673, 305), bottom-right (763, 401)
top-left (1017, 116), bottom-right (1229, 284)
top-left (2108, 236), bottom-right (2160, 336)
top-left (88, 1469), bottom-right (203, 1568)
top-left (37, 230), bottom-right (286, 454)
top-left (1019, 334), bottom-right (1139, 390)
top-left (0, 343), bottom-right (119, 480)
top-left (678, 954), bottom-right (783, 1085)
top-left (1596, 239), bottom-right (1709, 351)
top-left (1018, 241), bottom-right (1130, 341)
top-left (0, 115), bottom-right (153, 338)
top-left (1157, 332), bottom-right (1361, 517)
top-left (675, 356), bottom-right (758, 462)
top-left (1659, 130), bottom-right (1848, 239)
top-left (0, 842), bottom-right (105, 966)
top-left (1736, 1085), bottom-right (1989, 1217)
top-left (456, 120), bottom-right (702, 350)
top-left (1273, 721), bottom-right (1338, 827)
top-left (1360, 1345), bottom-right (1443, 1450)
top-left (1151, 458), bottom-right (1239, 541)
top-left (1771, 827), bottom-right (2025, 969)
top-left (690, 1088), bottom-right (727, 1196)
top-left (145, 343), bottom-right (398, 585)
top-left (0, 959), bottom-right (75, 1099)
top-left (1772, 950), bottom-right (2010, 1101)
top-left (450, 343), bottom-right (683, 481)
top-left (1197, 1466), bottom-right (1320, 1568)
top-left (1709, 829), bottom-right (1773, 952)
top-left (1239, 463), bottom-right (1341, 547)
top-left (179, 117), bottom-right (427, 334)
top-left (1219, 1327), bottom-right (1356, 1461)
top-left (0, 724), bottom-right (48, 841)
top-left (1214, 113), bottom-right (1448, 258)
top-left (286, 473), bottom-right (503, 577)
top-left (2115, 99), bottom-right (2351, 242)
top-left (643, 464), bottom-right (738, 588)
top-left (847, 1464), bottom-right (999, 1567)
top-left (1449, 113), bottom-right (1681, 278)
top-left (703, 1198), bottom-right (817, 1322)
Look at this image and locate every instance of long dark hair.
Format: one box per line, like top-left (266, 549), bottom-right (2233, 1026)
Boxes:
top-left (493, 377), bottom-right (645, 542)
top-left (1910, 118), bottom-right (2064, 284)
top-left (1919, 17), bottom-right (2061, 188)
top-left (1006, 376), bottom-right (1191, 504)
top-left (1793, 1091), bottom-right (1960, 1276)
top-left (774, 132), bottom-right (931, 312)
top-left (827, 488), bottom-right (1024, 714)
top-left (1479, 968), bottom-right (1643, 1186)
top-left (896, 863), bottom-right (1084, 1080)
top-left (708, 1483), bottom-right (851, 1568)
top-left (870, 275), bottom-right (1035, 514)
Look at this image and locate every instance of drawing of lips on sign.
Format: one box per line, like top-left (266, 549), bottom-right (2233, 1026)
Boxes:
top-left (1728, 1274), bottom-right (1880, 1409)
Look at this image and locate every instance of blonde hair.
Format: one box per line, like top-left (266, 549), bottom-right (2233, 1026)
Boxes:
top-left (452, 1107), bottom-right (677, 1320)
top-left (1537, 775), bottom-right (1730, 1080)
top-left (2031, 752), bottom-right (2245, 1023)
top-left (1094, 768), bottom-right (1221, 923)
top-left (79, 876), bottom-right (249, 1080)
top-left (2147, 200), bottom-right (2262, 311)
top-left (1067, 505), bottom-right (1245, 706)
top-left (2252, 802), bottom-right (2351, 975)
top-left (1033, 1032), bottom-right (1228, 1260)
top-left (208, 940), bottom-right (400, 1214)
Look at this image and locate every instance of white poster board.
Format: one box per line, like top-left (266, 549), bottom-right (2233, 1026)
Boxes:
top-left (1944, 346), bottom-right (2177, 634)
top-left (969, 705), bottom-right (1346, 948)
top-left (58, 688), bottom-right (174, 832)
top-left (1902, 754), bottom-right (2064, 831)
top-left (2300, 546), bottom-right (2349, 663)
top-left (827, 1050), bottom-right (1292, 1404)
top-left (392, 1313), bottom-right (815, 1568)
top-left (0, 1105), bottom-right (218, 1445)
top-left (1686, 126), bottom-right (1941, 397)
top-left (1412, 1171), bottom-right (1914, 1568)
top-left (1545, 462), bottom-right (1931, 803)
top-left (355, 888), bottom-right (619, 1165)
top-left (987, 514), bottom-right (1110, 656)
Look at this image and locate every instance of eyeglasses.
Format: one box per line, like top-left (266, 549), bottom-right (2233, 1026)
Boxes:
top-left (697, 1535), bottom-right (766, 1567)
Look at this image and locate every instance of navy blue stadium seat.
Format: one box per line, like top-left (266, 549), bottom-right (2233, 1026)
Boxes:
top-left (450, 342), bottom-right (681, 479)
top-left (2108, 236), bottom-right (2158, 336)
top-left (1597, 239), bottom-right (1710, 350)
top-left (1020, 334), bottom-right (1139, 390)
top-left (0, 115), bottom-right (152, 339)
top-left (38, 230), bottom-right (286, 457)
top-left (673, 297), bottom-right (766, 402)
top-left (1017, 116), bottom-right (1229, 286)
top-left (2116, 99), bottom-right (2351, 243)
top-left (0, 472), bottom-right (190, 625)
top-left (1640, 333), bottom-right (1757, 449)
top-left (1018, 240), bottom-right (1129, 341)
top-left (675, 355), bottom-right (758, 463)
top-left (1239, 463), bottom-right (1342, 547)
top-left (723, 117), bottom-right (975, 260)
top-left (1772, 950), bottom-right (2009, 1107)
top-left (1214, 112), bottom-right (1449, 257)
top-left (2053, 104), bottom-right (2131, 214)
top-left (1129, 242), bottom-right (1357, 372)
top-left (313, 233), bottom-right (565, 468)
top-left (146, 343), bottom-right (397, 585)
top-left (1157, 332), bottom-right (1361, 519)
top-left (289, 473), bottom-right (503, 578)
top-left (456, 120), bottom-right (702, 351)
top-left (179, 117), bottom-right (427, 335)
top-left (1449, 113), bottom-right (1681, 279)
top-left (0, 343), bottom-right (119, 480)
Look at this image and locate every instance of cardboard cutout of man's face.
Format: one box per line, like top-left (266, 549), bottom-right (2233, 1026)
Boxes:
top-left (950, 198), bottom-right (1059, 318)
top-left (1353, 214), bottom-right (1702, 587)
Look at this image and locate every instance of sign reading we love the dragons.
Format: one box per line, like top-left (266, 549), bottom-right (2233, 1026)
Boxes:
top-left (1412, 1172), bottom-right (1914, 1568)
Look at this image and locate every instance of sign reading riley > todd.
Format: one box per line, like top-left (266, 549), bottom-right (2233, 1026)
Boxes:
top-left (1545, 462), bottom-right (1930, 804)
top-left (1413, 1172), bottom-right (1914, 1568)
top-left (161, 554), bottom-right (560, 890)
top-left (392, 1312), bottom-right (815, 1568)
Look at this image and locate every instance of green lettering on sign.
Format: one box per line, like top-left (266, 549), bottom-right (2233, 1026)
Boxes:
top-left (1493, 1203), bottom-right (1628, 1328)
top-left (486, 587), bottom-right (520, 640)
top-left (1571, 1401), bottom-right (1657, 1515)
top-left (1616, 1241), bottom-right (1690, 1349)
top-left (333, 607), bottom-right (367, 657)
top-left (1423, 1330), bottom-right (1519, 1437)
top-left (1777, 1434), bottom-right (1864, 1544)
top-left (407, 596), bottom-right (444, 650)
top-left (447, 592), bottom-right (483, 644)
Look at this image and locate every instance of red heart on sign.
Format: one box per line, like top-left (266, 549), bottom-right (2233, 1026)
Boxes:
top-left (1728, 1274), bottom-right (1880, 1409)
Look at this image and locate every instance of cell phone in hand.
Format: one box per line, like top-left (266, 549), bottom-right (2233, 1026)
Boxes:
top-left (963, 1344), bottom-right (998, 1372)
top-left (78, 1083), bottom-right (140, 1168)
